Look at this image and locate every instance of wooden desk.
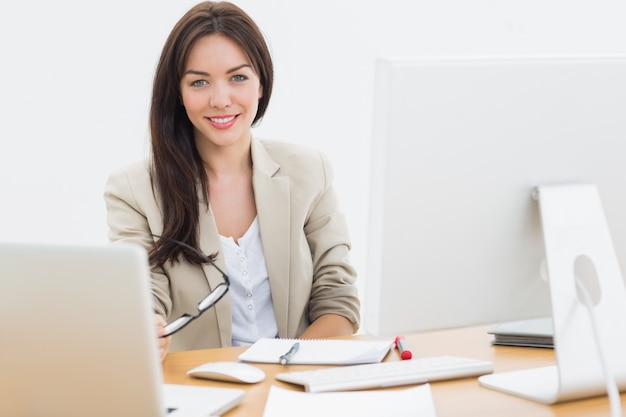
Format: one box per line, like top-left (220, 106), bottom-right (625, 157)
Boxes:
top-left (163, 324), bottom-right (625, 416)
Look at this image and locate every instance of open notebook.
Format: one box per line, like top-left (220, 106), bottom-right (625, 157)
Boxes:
top-left (0, 242), bottom-right (243, 417)
top-left (239, 338), bottom-right (393, 365)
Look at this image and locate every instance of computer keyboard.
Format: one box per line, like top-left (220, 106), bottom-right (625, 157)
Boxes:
top-left (275, 355), bottom-right (494, 393)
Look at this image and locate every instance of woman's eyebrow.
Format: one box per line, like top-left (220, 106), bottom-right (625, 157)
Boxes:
top-left (183, 64), bottom-right (253, 77)
top-left (226, 64), bottom-right (253, 74)
top-left (183, 69), bottom-right (209, 76)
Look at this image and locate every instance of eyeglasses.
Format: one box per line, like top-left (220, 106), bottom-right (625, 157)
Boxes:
top-left (152, 235), bottom-right (230, 338)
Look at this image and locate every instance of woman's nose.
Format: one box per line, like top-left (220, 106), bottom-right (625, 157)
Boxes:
top-left (209, 82), bottom-right (232, 109)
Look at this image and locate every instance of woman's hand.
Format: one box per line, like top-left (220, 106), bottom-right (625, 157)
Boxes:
top-left (154, 313), bottom-right (171, 361)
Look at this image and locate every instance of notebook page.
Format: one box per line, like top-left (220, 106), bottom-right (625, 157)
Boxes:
top-left (238, 338), bottom-right (394, 365)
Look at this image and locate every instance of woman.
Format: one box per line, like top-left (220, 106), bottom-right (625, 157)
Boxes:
top-left (104, 1), bottom-right (360, 359)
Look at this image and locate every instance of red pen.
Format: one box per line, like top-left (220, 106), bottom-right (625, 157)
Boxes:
top-left (394, 336), bottom-right (413, 360)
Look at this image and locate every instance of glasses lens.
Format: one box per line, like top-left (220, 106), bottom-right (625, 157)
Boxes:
top-left (163, 314), bottom-right (192, 337)
top-left (197, 284), bottom-right (229, 311)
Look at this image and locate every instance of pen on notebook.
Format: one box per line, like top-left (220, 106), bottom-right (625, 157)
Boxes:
top-left (279, 342), bottom-right (300, 365)
top-left (394, 336), bottom-right (413, 360)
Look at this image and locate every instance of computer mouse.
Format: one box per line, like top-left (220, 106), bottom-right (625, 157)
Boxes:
top-left (187, 361), bottom-right (266, 384)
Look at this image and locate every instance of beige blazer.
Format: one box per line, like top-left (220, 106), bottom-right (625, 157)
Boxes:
top-left (104, 138), bottom-right (360, 351)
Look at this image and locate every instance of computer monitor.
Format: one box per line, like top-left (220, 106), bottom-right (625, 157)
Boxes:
top-left (364, 55), bottom-right (626, 337)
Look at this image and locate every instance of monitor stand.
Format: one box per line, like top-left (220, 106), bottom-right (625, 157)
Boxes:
top-left (479, 183), bottom-right (626, 404)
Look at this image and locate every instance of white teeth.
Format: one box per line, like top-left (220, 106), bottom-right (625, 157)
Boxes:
top-left (210, 116), bottom-right (235, 124)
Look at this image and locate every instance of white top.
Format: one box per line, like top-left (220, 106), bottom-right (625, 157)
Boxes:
top-left (219, 217), bottom-right (278, 346)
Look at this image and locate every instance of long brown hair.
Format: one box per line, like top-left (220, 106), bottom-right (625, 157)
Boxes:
top-left (149, 1), bottom-right (274, 267)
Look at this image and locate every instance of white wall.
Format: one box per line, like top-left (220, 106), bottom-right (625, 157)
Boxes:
top-left (2, 0), bottom-right (626, 328)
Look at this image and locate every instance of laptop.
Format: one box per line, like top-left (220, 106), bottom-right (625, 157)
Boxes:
top-left (487, 317), bottom-right (553, 348)
top-left (0, 242), bottom-right (244, 417)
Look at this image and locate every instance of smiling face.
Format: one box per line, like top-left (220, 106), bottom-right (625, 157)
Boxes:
top-left (180, 34), bottom-right (263, 150)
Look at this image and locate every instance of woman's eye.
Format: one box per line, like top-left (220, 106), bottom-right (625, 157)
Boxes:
top-left (191, 80), bottom-right (207, 87)
top-left (232, 74), bottom-right (248, 82)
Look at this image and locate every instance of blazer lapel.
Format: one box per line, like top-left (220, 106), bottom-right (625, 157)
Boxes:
top-left (251, 139), bottom-right (291, 336)
top-left (198, 201), bottom-right (232, 347)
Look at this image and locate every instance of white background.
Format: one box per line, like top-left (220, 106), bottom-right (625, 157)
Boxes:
top-left (2, 0), bottom-right (626, 327)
